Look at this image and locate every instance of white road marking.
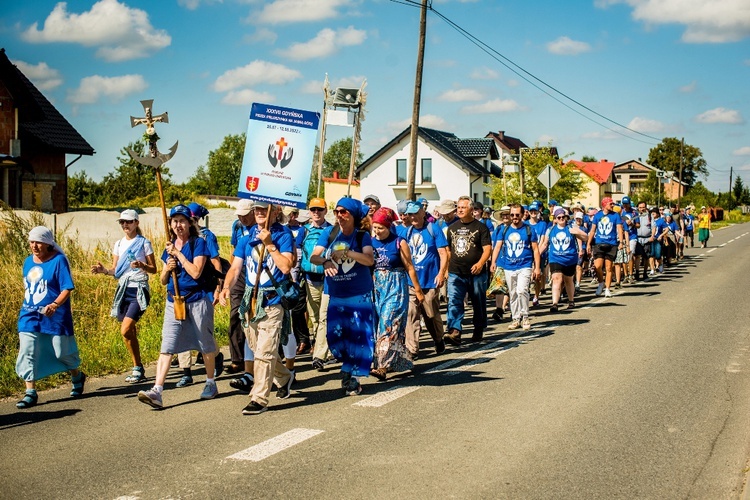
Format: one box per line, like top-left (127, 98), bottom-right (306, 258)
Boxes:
top-left (227, 428), bottom-right (324, 462)
top-left (353, 386), bottom-right (421, 407)
top-left (728, 239), bottom-right (735, 243)
top-left (720, 243), bottom-right (727, 247)
top-left (707, 248), bottom-right (716, 253)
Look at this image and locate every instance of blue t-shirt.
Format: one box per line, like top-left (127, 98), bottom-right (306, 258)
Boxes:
top-left (621, 208), bottom-right (638, 239)
top-left (231, 219), bottom-right (253, 248)
top-left (199, 226), bottom-right (220, 260)
top-left (683, 214), bottom-right (694, 231)
top-left (316, 226), bottom-right (373, 298)
top-left (666, 220), bottom-right (679, 235)
top-left (404, 222), bottom-right (447, 289)
top-left (436, 216), bottom-right (458, 239)
top-left (18, 253), bottom-right (75, 336)
top-left (372, 232), bottom-right (404, 271)
top-left (481, 218), bottom-right (494, 232)
top-left (161, 236), bottom-right (210, 303)
top-left (546, 225), bottom-right (578, 267)
top-left (497, 224), bottom-right (538, 271)
top-left (653, 217), bottom-right (667, 239)
top-left (297, 221), bottom-right (333, 276)
top-left (591, 211), bottom-right (623, 245)
top-left (529, 220), bottom-right (548, 256)
top-left (234, 222), bottom-right (295, 307)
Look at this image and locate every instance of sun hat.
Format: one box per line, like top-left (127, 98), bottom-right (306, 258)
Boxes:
top-left (235, 199), bottom-right (255, 216)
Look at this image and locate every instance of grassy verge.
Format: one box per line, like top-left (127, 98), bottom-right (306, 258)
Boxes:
top-left (0, 206), bottom-right (230, 398)
top-left (713, 209), bottom-right (750, 229)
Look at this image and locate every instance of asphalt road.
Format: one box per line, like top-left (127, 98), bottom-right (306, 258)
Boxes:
top-left (2, 223), bottom-right (750, 500)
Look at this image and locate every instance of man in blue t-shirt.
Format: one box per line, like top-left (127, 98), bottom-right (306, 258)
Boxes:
top-left (490, 203), bottom-right (540, 331)
top-left (586, 197), bottom-right (627, 297)
top-left (650, 207), bottom-right (668, 275)
top-left (682, 207), bottom-right (695, 248)
top-left (219, 202), bottom-right (295, 416)
top-left (527, 202), bottom-right (548, 307)
top-left (403, 201), bottom-right (449, 356)
top-left (620, 196), bottom-right (638, 284)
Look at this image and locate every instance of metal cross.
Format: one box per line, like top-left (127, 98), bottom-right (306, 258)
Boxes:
top-left (127, 99), bottom-right (178, 168)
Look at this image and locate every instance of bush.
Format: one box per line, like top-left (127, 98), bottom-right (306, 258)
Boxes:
top-left (0, 207), bottom-right (230, 397)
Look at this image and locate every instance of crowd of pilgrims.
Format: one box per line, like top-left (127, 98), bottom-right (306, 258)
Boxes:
top-left (14, 194), bottom-right (710, 414)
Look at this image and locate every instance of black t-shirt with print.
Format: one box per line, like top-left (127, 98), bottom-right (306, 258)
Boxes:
top-left (446, 218), bottom-right (491, 275)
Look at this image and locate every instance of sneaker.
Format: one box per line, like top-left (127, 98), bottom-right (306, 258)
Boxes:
top-left (434, 340), bottom-right (446, 355)
top-left (176, 374), bottom-right (193, 388)
top-left (648, 269), bottom-right (655, 276)
top-left (595, 282), bottom-right (604, 296)
top-left (604, 288), bottom-right (613, 298)
top-left (311, 358), bottom-right (325, 372)
top-left (214, 352), bottom-right (224, 378)
top-left (125, 366), bottom-right (147, 384)
top-left (508, 319), bottom-right (521, 330)
top-left (575, 282), bottom-right (580, 291)
top-left (614, 282), bottom-right (622, 290)
top-left (138, 388), bottom-right (163, 409)
top-left (229, 373), bottom-right (254, 392)
top-left (200, 381), bottom-right (218, 400)
top-left (276, 371), bottom-right (295, 399)
top-left (522, 317), bottom-right (531, 330)
top-left (532, 296), bottom-right (539, 307)
top-left (242, 401), bottom-right (267, 415)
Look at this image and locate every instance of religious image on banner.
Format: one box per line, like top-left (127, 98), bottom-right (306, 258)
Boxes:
top-left (237, 103), bottom-right (320, 209)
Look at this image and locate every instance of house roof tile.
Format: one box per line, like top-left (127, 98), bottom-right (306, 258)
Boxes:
top-left (567, 159), bottom-right (615, 185)
top-left (0, 48), bottom-right (95, 156)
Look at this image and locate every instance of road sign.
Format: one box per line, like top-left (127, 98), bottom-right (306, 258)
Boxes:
top-left (537, 164), bottom-right (560, 189)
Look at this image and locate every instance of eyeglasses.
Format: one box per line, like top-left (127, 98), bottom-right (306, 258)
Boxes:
top-left (555, 216), bottom-right (567, 220)
top-left (119, 220), bottom-right (134, 225)
top-left (310, 207), bottom-right (325, 212)
top-left (510, 213), bottom-right (522, 218)
top-left (334, 209), bottom-right (349, 215)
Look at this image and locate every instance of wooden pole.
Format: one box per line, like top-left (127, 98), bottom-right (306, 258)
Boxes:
top-left (406, 0), bottom-right (428, 202)
top-left (678, 137), bottom-right (684, 209)
top-left (155, 168), bottom-right (185, 320)
top-left (249, 204), bottom-right (272, 320)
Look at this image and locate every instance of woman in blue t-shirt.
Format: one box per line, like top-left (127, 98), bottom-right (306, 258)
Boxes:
top-left (137, 205), bottom-right (219, 409)
top-left (539, 208), bottom-right (588, 311)
top-left (310, 197), bottom-right (375, 396)
top-left (370, 207), bottom-right (424, 381)
top-left (16, 226), bottom-right (86, 409)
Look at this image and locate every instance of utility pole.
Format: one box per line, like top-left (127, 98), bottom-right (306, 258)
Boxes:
top-left (678, 137), bottom-right (684, 209)
top-left (406, 0), bottom-right (427, 202)
top-left (730, 166), bottom-right (734, 201)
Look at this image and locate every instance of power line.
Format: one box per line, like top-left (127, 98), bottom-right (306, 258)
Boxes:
top-left (389, 0), bottom-right (661, 146)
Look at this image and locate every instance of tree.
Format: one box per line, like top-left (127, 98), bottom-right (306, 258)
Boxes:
top-left (681, 181), bottom-right (716, 209)
top-left (68, 170), bottom-right (103, 208)
top-left (322, 137), bottom-right (362, 179)
top-left (581, 155), bottom-right (597, 162)
top-left (733, 176), bottom-right (744, 203)
top-left (647, 137), bottom-right (707, 191)
top-left (100, 141), bottom-right (172, 205)
top-left (489, 145), bottom-right (588, 206)
top-left (186, 133), bottom-right (246, 196)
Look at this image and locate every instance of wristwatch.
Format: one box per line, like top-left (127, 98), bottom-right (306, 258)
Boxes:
top-left (266, 244), bottom-right (278, 252)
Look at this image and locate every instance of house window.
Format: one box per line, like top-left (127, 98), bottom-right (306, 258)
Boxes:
top-left (396, 159), bottom-right (407, 184)
top-left (421, 158), bottom-right (432, 183)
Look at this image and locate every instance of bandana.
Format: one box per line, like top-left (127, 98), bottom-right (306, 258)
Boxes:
top-left (336, 197), bottom-right (370, 224)
top-left (372, 207), bottom-right (397, 227)
top-left (28, 226), bottom-right (68, 264)
top-left (601, 197), bottom-right (614, 209)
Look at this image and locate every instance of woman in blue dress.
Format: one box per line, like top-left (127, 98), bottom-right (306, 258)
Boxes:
top-left (369, 207), bottom-right (424, 381)
top-left (310, 197), bottom-right (375, 396)
top-left (16, 226), bottom-right (86, 409)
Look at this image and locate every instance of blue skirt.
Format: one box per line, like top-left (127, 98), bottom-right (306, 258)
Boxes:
top-left (326, 293), bottom-right (375, 377)
top-left (373, 269), bottom-right (413, 372)
top-left (16, 331), bottom-right (80, 382)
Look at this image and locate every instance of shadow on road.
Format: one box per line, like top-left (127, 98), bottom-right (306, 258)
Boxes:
top-left (0, 408), bottom-right (81, 430)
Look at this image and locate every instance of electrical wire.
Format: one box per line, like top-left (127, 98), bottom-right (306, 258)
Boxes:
top-left (389, 0), bottom-right (660, 146)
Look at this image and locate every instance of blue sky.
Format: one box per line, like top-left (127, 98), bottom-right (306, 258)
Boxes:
top-left (2, 0), bottom-right (749, 194)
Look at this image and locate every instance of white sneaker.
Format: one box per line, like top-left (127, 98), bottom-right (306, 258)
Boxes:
top-left (595, 282), bottom-right (604, 296)
top-left (648, 270), bottom-right (655, 276)
top-left (522, 317), bottom-right (531, 330)
top-left (604, 288), bottom-right (612, 298)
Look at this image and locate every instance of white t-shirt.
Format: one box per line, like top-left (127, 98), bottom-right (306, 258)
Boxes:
top-left (113, 235), bottom-right (154, 286)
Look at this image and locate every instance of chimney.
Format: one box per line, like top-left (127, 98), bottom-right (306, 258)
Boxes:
top-left (497, 131), bottom-right (505, 141)
top-left (333, 171), bottom-right (339, 179)
top-left (601, 159), bottom-right (607, 162)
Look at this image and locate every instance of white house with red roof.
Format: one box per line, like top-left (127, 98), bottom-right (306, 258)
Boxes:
top-left (565, 159), bottom-right (617, 208)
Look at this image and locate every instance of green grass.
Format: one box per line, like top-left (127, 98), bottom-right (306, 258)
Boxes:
top-left (0, 206), bottom-right (230, 398)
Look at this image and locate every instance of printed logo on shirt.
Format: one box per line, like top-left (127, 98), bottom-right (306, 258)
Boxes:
top-left (330, 241), bottom-right (356, 273)
top-left (598, 216), bottom-right (614, 236)
top-left (408, 232), bottom-right (428, 265)
top-left (453, 230), bottom-right (479, 257)
top-left (25, 266), bottom-right (48, 305)
top-left (551, 230), bottom-right (572, 252)
top-left (506, 231), bottom-right (526, 258)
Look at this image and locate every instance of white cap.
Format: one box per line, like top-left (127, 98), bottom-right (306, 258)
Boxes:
top-left (118, 209), bottom-right (138, 222)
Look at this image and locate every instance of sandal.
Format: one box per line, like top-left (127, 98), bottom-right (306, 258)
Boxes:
top-left (370, 367), bottom-right (387, 381)
top-left (70, 372), bottom-right (86, 398)
top-left (229, 373), bottom-right (254, 391)
top-left (16, 391), bottom-right (38, 409)
top-left (125, 366), bottom-right (146, 384)
top-left (567, 302), bottom-right (575, 309)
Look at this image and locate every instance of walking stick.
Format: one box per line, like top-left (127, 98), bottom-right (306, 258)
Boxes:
top-left (126, 99), bottom-right (184, 319)
top-left (248, 204), bottom-right (272, 321)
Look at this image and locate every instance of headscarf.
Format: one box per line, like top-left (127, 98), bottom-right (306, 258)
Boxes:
top-left (601, 197), bottom-right (614, 209)
top-left (372, 207), bottom-right (397, 227)
top-left (28, 226), bottom-right (68, 264)
top-left (336, 197), bottom-right (369, 226)
top-left (553, 207), bottom-right (567, 219)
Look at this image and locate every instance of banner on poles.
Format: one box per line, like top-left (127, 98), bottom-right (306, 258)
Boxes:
top-left (237, 103), bottom-right (320, 208)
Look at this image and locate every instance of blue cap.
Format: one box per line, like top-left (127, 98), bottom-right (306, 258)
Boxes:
top-left (416, 197), bottom-right (428, 205)
top-left (169, 204), bottom-right (192, 219)
top-left (187, 202), bottom-right (209, 219)
top-left (621, 196), bottom-right (631, 205)
top-left (396, 199), bottom-right (410, 215)
top-left (529, 202), bottom-right (541, 211)
top-left (405, 201), bottom-right (422, 214)
top-left (549, 199), bottom-right (558, 206)
top-left (521, 205), bottom-right (529, 212)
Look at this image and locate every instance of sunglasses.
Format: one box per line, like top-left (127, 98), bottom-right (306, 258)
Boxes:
top-left (310, 207), bottom-right (325, 212)
top-left (510, 213), bottom-right (522, 218)
top-left (555, 216), bottom-right (567, 220)
top-left (334, 209), bottom-right (349, 215)
top-left (119, 220), bottom-right (134, 225)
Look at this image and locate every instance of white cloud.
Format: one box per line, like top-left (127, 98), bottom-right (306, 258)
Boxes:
top-left (437, 88), bottom-right (483, 102)
top-left (694, 107), bottom-right (744, 124)
top-left (537, 134), bottom-right (557, 145)
top-left (280, 26), bottom-right (366, 61)
top-left (596, 0), bottom-right (750, 43)
top-left (581, 130), bottom-right (620, 140)
top-left (546, 36), bottom-right (592, 55)
top-left (628, 116), bottom-right (666, 133)
top-left (22, 0), bottom-right (171, 62)
top-left (177, 0), bottom-right (222, 9)
top-left (221, 89), bottom-right (275, 106)
top-left (12, 60), bottom-right (63, 91)
top-left (733, 146), bottom-right (750, 156)
top-left (679, 81), bottom-right (697, 93)
top-left (213, 60), bottom-right (301, 92)
top-left (244, 28), bottom-right (278, 44)
top-left (461, 98), bottom-right (523, 114)
top-left (67, 74), bottom-right (147, 104)
top-left (253, 0), bottom-right (352, 24)
top-left (300, 76), bottom-right (365, 94)
top-left (470, 67), bottom-right (499, 80)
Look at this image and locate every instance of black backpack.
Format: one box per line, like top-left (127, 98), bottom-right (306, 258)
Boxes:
top-left (189, 237), bottom-right (231, 292)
